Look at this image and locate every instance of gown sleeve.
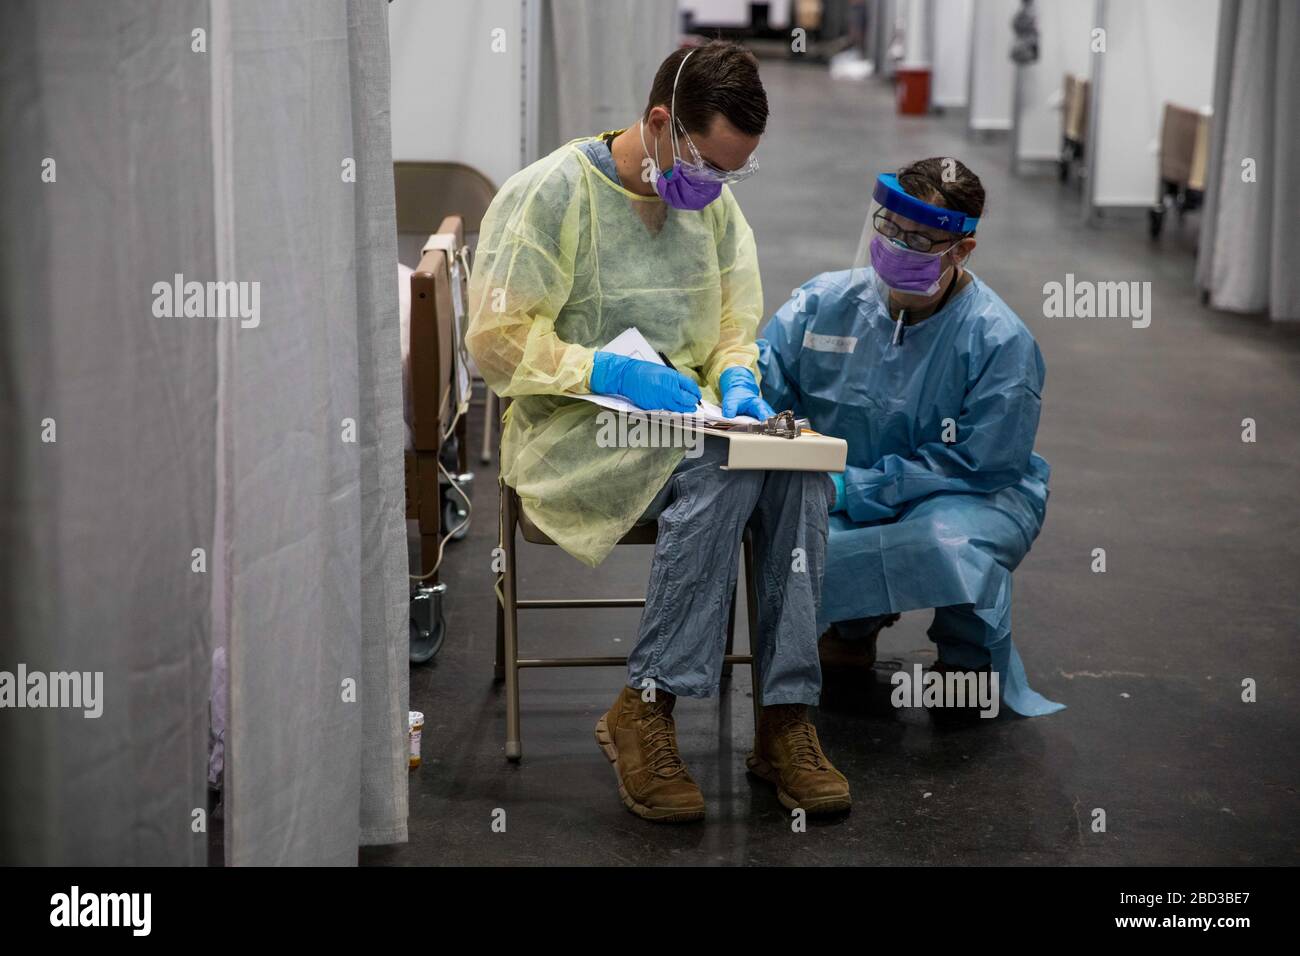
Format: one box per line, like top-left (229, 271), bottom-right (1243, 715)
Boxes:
top-left (839, 328), bottom-right (1045, 523)
top-left (701, 191), bottom-right (764, 391)
top-left (466, 159), bottom-right (595, 398)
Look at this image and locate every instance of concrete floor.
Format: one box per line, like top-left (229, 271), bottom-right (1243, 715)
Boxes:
top-left (363, 60), bottom-right (1300, 866)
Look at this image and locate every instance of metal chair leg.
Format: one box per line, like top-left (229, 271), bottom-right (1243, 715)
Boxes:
top-left (743, 530), bottom-right (761, 735)
top-left (494, 594), bottom-right (505, 683)
top-left (502, 485), bottom-right (522, 762)
top-left (494, 479), bottom-right (506, 682)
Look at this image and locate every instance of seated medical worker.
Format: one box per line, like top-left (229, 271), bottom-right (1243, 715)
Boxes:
top-left (467, 42), bottom-right (851, 822)
top-left (758, 158), bottom-right (1063, 718)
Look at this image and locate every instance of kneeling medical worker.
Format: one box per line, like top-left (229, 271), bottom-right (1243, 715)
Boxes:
top-left (467, 42), bottom-right (851, 822)
top-left (759, 158), bottom-right (1064, 718)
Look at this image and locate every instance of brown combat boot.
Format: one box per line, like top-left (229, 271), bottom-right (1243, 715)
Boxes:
top-left (595, 686), bottom-right (705, 823)
top-left (747, 704), bottom-right (851, 815)
top-left (818, 613), bottom-right (901, 670)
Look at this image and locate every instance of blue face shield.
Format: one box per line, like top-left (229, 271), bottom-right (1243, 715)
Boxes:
top-left (852, 173), bottom-right (978, 294)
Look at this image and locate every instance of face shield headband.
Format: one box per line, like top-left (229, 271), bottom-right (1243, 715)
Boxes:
top-left (872, 173), bottom-right (979, 236)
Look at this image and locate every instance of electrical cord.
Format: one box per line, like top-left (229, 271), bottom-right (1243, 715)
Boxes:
top-left (408, 457), bottom-right (472, 582)
top-left (408, 385), bottom-right (474, 582)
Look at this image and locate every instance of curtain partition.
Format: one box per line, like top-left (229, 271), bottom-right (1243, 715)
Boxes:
top-left (0, 0), bottom-right (408, 866)
top-left (1196, 0), bottom-right (1300, 321)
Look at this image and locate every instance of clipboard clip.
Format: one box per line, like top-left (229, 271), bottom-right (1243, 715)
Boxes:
top-left (732, 410), bottom-right (808, 439)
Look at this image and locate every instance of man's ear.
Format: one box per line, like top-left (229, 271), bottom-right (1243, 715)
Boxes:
top-left (644, 105), bottom-right (671, 135)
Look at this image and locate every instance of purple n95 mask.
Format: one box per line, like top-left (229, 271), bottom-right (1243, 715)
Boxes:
top-left (869, 234), bottom-right (953, 296)
top-left (653, 162), bottom-right (723, 210)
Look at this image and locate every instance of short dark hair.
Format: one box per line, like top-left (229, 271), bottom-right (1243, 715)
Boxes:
top-left (897, 157), bottom-right (985, 233)
top-left (644, 41), bottom-right (768, 137)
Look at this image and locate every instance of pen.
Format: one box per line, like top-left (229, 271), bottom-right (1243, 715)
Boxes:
top-left (658, 350), bottom-right (707, 417)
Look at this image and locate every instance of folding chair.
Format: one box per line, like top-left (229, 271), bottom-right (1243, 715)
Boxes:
top-left (494, 480), bottom-right (761, 762)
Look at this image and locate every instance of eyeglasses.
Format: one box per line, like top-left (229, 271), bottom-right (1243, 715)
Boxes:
top-left (873, 210), bottom-right (965, 253)
top-left (677, 120), bottom-right (759, 185)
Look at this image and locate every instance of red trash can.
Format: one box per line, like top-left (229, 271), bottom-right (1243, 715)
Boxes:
top-left (895, 67), bottom-right (931, 115)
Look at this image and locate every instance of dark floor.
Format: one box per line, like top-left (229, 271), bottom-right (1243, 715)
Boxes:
top-left (363, 60), bottom-right (1300, 866)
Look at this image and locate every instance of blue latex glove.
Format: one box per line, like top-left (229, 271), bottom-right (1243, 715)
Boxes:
top-left (719, 366), bottom-right (776, 420)
top-left (829, 472), bottom-right (846, 512)
top-left (590, 351), bottom-right (701, 413)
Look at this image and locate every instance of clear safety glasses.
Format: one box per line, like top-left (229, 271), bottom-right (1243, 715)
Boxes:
top-left (676, 120), bottom-right (759, 185)
top-left (870, 209), bottom-right (959, 253)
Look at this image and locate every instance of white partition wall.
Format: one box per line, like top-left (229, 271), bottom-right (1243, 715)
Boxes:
top-left (388, 0), bottom-right (527, 190)
top-left (1089, 0), bottom-right (1219, 208)
top-left (873, 0), bottom-right (900, 75)
top-left (932, 0), bottom-right (974, 108)
top-left (1015, 0), bottom-right (1095, 161)
top-left (967, 0), bottom-right (1019, 131)
top-left (680, 0), bottom-right (743, 26)
top-left (390, 0), bottom-right (678, 190)
top-left (900, 0), bottom-right (933, 66)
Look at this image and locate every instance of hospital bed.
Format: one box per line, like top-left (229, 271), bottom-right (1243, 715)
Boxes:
top-left (402, 216), bottom-right (470, 662)
top-left (395, 162), bottom-right (496, 663)
top-left (1148, 102), bottom-right (1211, 239)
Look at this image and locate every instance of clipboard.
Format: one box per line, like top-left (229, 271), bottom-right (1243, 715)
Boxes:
top-left (710, 428), bottom-right (847, 472)
top-left (646, 413), bottom-right (847, 472)
top-left (584, 326), bottom-right (848, 472)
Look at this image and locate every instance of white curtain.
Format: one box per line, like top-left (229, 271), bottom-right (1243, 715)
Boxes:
top-left (0, 0), bottom-right (408, 865)
top-left (1196, 0), bottom-right (1300, 321)
top-left (537, 0), bottom-right (679, 154)
top-left (1, 0), bottom-right (216, 867)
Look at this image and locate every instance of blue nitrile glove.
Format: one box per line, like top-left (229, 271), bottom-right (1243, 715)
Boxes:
top-left (829, 472), bottom-right (846, 512)
top-left (590, 351), bottom-right (701, 413)
top-left (719, 366), bottom-right (776, 420)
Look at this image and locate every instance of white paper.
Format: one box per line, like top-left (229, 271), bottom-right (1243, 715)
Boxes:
top-left (584, 327), bottom-right (758, 425)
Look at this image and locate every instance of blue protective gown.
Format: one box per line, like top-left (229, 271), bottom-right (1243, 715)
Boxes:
top-left (758, 269), bottom-right (1063, 717)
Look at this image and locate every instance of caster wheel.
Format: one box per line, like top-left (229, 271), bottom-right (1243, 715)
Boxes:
top-left (410, 583), bottom-right (447, 664)
top-left (1058, 158), bottom-right (1069, 183)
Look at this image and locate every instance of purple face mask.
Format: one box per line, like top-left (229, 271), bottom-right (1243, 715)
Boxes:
top-left (654, 163), bottom-right (723, 211)
top-left (869, 233), bottom-right (954, 295)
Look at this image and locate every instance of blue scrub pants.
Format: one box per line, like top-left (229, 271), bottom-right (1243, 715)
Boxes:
top-left (626, 438), bottom-right (831, 706)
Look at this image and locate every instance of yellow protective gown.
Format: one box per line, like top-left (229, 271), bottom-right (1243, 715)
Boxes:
top-left (467, 137), bottom-right (764, 566)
